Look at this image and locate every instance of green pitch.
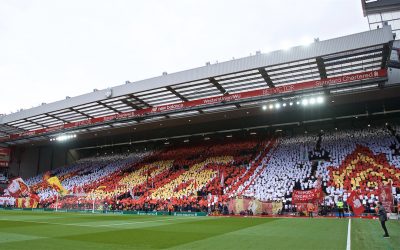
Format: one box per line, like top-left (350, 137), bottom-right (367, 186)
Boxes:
top-left (0, 211), bottom-right (399, 249)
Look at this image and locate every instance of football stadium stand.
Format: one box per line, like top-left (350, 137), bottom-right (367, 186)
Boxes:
top-left (0, 26), bottom-right (399, 218)
top-left (2, 125), bottom-right (398, 217)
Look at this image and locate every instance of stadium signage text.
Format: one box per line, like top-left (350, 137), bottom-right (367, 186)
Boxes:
top-left (292, 189), bottom-right (321, 203)
top-left (0, 69), bottom-right (387, 142)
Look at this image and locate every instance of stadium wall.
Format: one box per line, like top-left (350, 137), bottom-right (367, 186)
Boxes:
top-left (8, 146), bottom-right (78, 179)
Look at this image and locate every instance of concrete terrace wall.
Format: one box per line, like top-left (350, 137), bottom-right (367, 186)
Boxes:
top-left (8, 145), bottom-right (77, 179)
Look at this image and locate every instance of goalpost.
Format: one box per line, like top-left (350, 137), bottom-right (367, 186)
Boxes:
top-left (53, 191), bottom-right (102, 213)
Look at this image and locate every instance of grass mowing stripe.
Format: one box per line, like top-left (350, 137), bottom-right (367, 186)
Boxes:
top-left (0, 216), bottom-right (214, 228)
top-left (0, 232), bottom-right (47, 244)
top-left (169, 218), bottom-right (348, 250)
top-left (2, 211), bottom-right (398, 250)
top-left (57, 217), bottom-right (274, 249)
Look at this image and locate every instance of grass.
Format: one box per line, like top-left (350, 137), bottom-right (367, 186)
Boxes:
top-left (0, 210), bottom-right (398, 249)
top-left (352, 218), bottom-right (400, 250)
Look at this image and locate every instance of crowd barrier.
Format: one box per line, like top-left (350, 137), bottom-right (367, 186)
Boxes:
top-left (0, 207), bottom-right (207, 216)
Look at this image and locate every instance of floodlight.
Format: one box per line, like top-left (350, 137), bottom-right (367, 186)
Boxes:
top-left (316, 96), bottom-right (324, 103)
top-left (55, 134), bottom-right (76, 142)
top-left (302, 99), bottom-right (309, 106)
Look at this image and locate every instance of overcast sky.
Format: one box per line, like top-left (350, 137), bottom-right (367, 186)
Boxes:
top-left (0, 0), bottom-right (369, 115)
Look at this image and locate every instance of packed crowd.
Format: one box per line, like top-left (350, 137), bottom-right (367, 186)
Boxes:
top-left (247, 136), bottom-right (316, 202)
top-left (16, 137), bottom-right (266, 212)
top-left (247, 126), bottom-right (400, 214)
top-left (30, 152), bottom-right (152, 203)
top-left (3, 125), bottom-right (400, 215)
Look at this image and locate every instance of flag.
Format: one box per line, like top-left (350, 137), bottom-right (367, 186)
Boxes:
top-left (194, 179), bottom-right (197, 190)
top-left (43, 171), bottom-right (51, 182)
top-left (46, 176), bottom-right (69, 196)
top-left (16, 198), bottom-right (24, 208)
top-left (347, 191), bottom-right (364, 216)
top-left (29, 193), bottom-right (40, 208)
top-left (378, 183), bottom-right (393, 212)
top-left (6, 178), bottom-right (30, 197)
top-left (220, 172), bottom-right (224, 188)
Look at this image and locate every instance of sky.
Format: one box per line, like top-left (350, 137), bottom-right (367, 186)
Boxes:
top-left (0, 0), bottom-right (369, 115)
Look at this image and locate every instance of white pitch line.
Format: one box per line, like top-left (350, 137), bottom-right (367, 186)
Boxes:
top-left (346, 218), bottom-right (351, 250)
top-left (71, 217), bottom-right (197, 227)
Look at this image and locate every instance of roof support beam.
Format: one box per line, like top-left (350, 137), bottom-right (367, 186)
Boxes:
top-left (209, 77), bottom-right (240, 108)
top-left (323, 47), bottom-right (382, 63)
top-left (209, 77), bottom-right (228, 94)
top-left (131, 94), bottom-right (152, 108)
top-left (121, 98), bottom-right (141, 110)
top-left (324, 53), bottom-right (382, 67)
top-left (258, 68), bottom-right (275, 88)
top-left (381, 44), bottom-right (391, 68)
top-left (45, 114), bottom-right (68, 123)
top-left (166, 86), bottom-right (188, 102)
top-left (97, 102), bottom-right (122, 114)
top-left (316, 57), bottom-right (328, 79)
top-left (24, 119), bottom-right (47, 128)
top-left (1, 124), bottom-right (26, 133)
top-left (70, 108), bottom-right (94, 119)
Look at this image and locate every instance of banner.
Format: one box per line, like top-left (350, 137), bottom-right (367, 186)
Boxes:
top-left (228, 197), bottom-right (282, 215)
top-left (347, 191), bottom-right (365, 216)
top-left (0, 148), bottom-right (10, 167)
top-left (15, 196), bottom-right (39, 208)
top-left (5, 178), bottom-right (30, 197)
top-left (292, 188), bottom-right (323, 204)
top-left (378, 184), bottom-right (393, 213)
top-left (0, 69), bottom-right (387, 143)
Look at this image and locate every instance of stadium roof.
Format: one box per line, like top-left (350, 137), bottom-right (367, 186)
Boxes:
top-left (0, 26), bottom-right (395, 146)
top-left (361, 0), bottom-right (400, 16)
